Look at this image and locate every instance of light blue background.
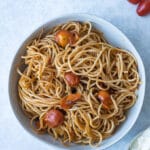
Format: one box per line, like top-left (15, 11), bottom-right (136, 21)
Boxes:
top-left (0, 0), bottom-right (150, 150)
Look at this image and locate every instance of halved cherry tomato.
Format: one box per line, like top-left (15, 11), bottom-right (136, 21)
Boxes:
top-left (55, 30), bottom-right (79, 47)
top-left (44, 109), bottom-right (64, 128)
top-left (128, 0), bottom-right (140, 4)
top-left (98, 91), bottom-right (112, 110)
top-left (60, 93), bottom-right (81, 109)
top-left (137, 0), bottom-right (150, 16)
top-left (64, 72), bottom-right (80, 87)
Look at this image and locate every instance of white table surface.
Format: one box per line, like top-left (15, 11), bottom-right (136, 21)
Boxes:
top-left (0, 0), bottom-right (150, 150)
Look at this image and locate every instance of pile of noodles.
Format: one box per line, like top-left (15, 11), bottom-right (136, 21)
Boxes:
top-left (18, 21), bottom-right (140, 146)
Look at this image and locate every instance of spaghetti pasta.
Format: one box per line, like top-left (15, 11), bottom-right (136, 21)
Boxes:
top-left (18, 21), bottom-right (140, 146)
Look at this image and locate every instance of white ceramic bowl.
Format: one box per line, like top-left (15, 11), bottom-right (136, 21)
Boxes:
top-left (9, 14), bottom-right (145, 150)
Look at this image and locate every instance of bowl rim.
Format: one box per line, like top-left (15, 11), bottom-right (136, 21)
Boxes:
top-left (8, 13), bottom-right (146, 150)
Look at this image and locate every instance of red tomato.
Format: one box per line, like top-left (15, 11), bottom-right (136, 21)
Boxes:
top-left (44, 109), bottom-right (64, 128)
top-left (60, 93), bottom-right (81, 109)
top-left (55, 30), bottom-right (79, 47)
top-left (64, 72), bottom-right (80, 87)
top-left (55, 30), bottom-right (72, 47)
top-left (128, 0), bottom-right (140, 4)
top-left (137, 0), bottom-right (150, 16)
top-left (98, 91), bottom-right (112, 110)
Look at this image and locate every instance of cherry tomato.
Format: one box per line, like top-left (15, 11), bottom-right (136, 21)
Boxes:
top-left (60, 93), bottom-right (81, 109)
top-left (55, 30), bottom-right (79, 47)
top-left (98, 91), bottom-right (112, 110)
top-left (65, 72), bottom-right (80, 87)
top-left (137, 0), bottom-right (150, 16)
top-left (44, 109), bottom-right (64, 128)
top-left (128, 0), bottom-right (140, 4)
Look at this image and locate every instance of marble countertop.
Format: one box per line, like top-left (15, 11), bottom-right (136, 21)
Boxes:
top-left (0, 0), bottom-right (150, 150)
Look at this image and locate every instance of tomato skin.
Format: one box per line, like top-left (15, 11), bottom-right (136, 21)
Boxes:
top-left (128, 0), bottom-right (140, 4)
top-left (64, 72), bottom-right (80, 87)
top-left (60, 93), bottom-right (81, 109)
top-left (55, 30), bottom-right (72, 47)
top-left (137, 0), bottom-right (150, 16)
top-left (55, 30), bottom-right (79, 47)
top-left (44, 109), bottom-right (64, 128)
top-left (98, 91), bottom-right (112, 110)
